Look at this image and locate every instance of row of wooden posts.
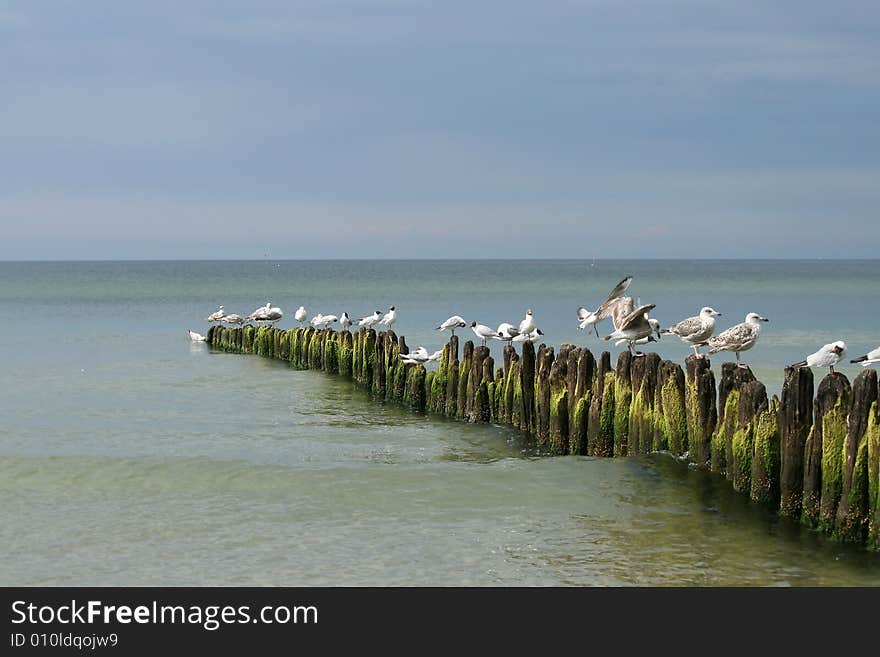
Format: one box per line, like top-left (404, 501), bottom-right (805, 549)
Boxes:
top-left (205, 323), bottom-right (880, 549)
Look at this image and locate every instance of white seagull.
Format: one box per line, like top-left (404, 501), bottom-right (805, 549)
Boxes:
top-left (615, 318), bottom-right (661, 347)
top-left (246, 302), bottom-right (272, 324)
top-left (309, 313), bottom-right (325, 328)
top-left (512, 328), bottom-right (544, 344)
top-left (437, 315), bottom-right (467, 336)
top-left (494, 322), bottom-right (520, 345)
top-left (518, 309), bottom-right (537, 336)
top-left (470, 321), bottom-right (497, 347)
top-left (359, 310), bottom-right (383, 328)
top-left (340, 312), bottom-right (352, 330)
top-left (701, 312), bottom-right (769, 368)
top-left (380, 306), bottom-right (397, 329)
top-left (320, 314), bottom-right (338, 328)
top-left (604, 303), bottom-right (657, 356)
top-left (851, 346), bottom-right (880, 368)
top-left (206, 306), bottom-right (225, 323)
top-left (662, 306), bottom-right (722, 358)
top-left (221, 313), bottom-right (245, 326)
top-left (294, 306), bottom-right (307, 324)
top-left (577, 276), bottom-right (633, 336)
top-left (188, 329), bottom-right (206, 342)
top-left (792, 341), bottom-right (847, 376)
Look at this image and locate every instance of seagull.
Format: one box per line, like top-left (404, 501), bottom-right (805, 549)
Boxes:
top-left (700, 312), bottom-right (769, 368)
top-left (401, 349), bottom-right (442, 366)
top-left (851, 346), bottom-right (880, 368)
top-left (603, 303), bottom-right (657, 356)
top-left (662, 306), bottom-right (722, 358)
top-left (616, 318), bottom-right (661, 347)
top-left (188, 329), bottom-right (206, 342)
top-left (206, 306), bottom-right (225, 323)
top-left (263, 305), bottom-right (283, 326)
top-left (294, 306), bottom-right (307, 324)
top-left (577, 275), bottom-right (633, 336)
top-left (471, 321), bottom-right (497, 347)
top-left (340, 312), bottom-right (352, 330)
top-left (494, 322), bottom-right (520, 345)
top-left (320, 314), bottom-right (338, 328)
top-left (309, 313), bottom-right (325, 328)
top-left (512, 328), bottom-right (544, 344)
top-left (359, 310), bottom-right (382, 328)
top-left (380, 306), bottom-right (397, 329)
top-left (792, 341), bottom-right (847, 376)
top-left (221, 313), bottom-right (245, 326)
top-left (437, 315), bottom-right (467, 336)
top-left (246, 302), bottom-right (272, 324)
top-left (518, 309), bottom-right (537, 336)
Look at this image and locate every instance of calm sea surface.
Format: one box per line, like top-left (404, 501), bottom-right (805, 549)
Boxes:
top-left (1, 260), bottom-right (879, 585)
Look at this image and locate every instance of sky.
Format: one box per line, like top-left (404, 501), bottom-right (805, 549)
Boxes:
top-left (1, 0), bottom-right (879, 259)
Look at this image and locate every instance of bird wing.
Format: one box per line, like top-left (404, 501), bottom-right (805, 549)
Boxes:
top-left (603, 276), bottom-right (633, 305)
top-left (668, 315), bottom-right (701, 337)
top-left (601, 297), bottom-right (634, 328)
top-left (617, 304), bottom-right (656, 330)
top-left (709, 322), bottom-right (756, 349)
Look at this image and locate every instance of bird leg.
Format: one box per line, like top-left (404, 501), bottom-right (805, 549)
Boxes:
top-left (593, 325), bottom-right (599, 338)
top-left (736, 352), bottom-right (748, 369)
top-left (831, 365), bottom-right (838, 377)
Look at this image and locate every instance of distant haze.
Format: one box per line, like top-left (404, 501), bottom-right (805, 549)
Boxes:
top-left (1, 1), bottom-right (878, 260)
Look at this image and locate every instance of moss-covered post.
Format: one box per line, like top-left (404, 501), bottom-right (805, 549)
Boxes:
top-left (466, 345), bottom-right (490, 422)
top-left (588, 352), bottom-right (614, 457)
top-left (535, 345), bottom-right (554, 447)
top-left (442, 336), bottom-right (459, 417)
top-left (802, 373), bottom-right (851, 529)
top-left (568, 348), bottom-right (595, 455)
top-left (548, 347), bottom-right (569, 454)
top-left (456, 341), bottom-right (474, 420)
top-left (711, 363), bottom-right (756, 476)
top-left (656, 361), bottom-right (687, 456)
top-left (403, 364), bottom-right (427, 411)
top-left (370, 330), bottom-right (387, 398)
top-left (338, 331), bottom-right (353, 378)
top-left (730, 380), bottom-right (769, 495)
top-left (867, 389), bottom-right (880, 548)
top-left (520, 341), bottom-right (537, 436)
top-left (628, 353), bottom-right (660, 454)
top-left (835, 369), bottom-right (877, 542)
top-left (428, 338), bottom-right (453, 413)
top-left (779, 367), bottom-right (813, 518)
top-left (685, 356), bottom-right (716, 468)
top-left (504, 353), bottom-right (522, 429)
top-left (750, 396), bottom-right (781, 506)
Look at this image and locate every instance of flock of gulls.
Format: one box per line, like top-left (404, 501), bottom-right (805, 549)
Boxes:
top-left (189, 275), bottom-right (880, 375)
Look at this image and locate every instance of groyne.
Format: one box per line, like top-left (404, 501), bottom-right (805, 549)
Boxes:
top-left (206, 324), bottom-right (880, 549)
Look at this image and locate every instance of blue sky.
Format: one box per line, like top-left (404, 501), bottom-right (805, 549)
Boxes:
top-left (1, 1), bottom-right (878, 259)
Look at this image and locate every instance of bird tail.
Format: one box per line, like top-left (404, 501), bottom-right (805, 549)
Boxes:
top-left (850, 355), bottom-right (868, 363)
top-left (660, 328), bottom-right (673, 334)
top-left (790, 360), bottom-right (808, 368)
top-left (603, 334), bottom-right (613, 341)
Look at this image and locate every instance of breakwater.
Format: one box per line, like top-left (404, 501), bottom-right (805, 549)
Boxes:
top-left (206, 324), bottom-right (880, 549)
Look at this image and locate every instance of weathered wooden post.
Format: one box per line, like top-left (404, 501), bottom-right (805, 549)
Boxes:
top-left (457, 341), bottom-right (474, 419)
top-left (750, 396), bottom-right (781, 507)
top-left (711, 363), bottom-right (757, 475)
top-left (613, 352), bottom-right (633, 456)
top-left (548, 345), bottom-right (570, 454)
top-left (802, 373), bottom-right (851, 529)
top-left (868, 380), bottom-right (880, 548)
top-left (442, 336), bottom-right (459, 417)
top-left (655, 360), bottom-right (687, 456)
top-left (685, 356), bottom-right (716, 468)
top-left (466, 345), bottom-right (490, 422)
top-left (779, 367), bottom-right (813, 518)
top-left (535, 345), bottom-right (554, 448)
top-left (730, 379), bottom-right (769, 495)
top-left (520, 341), bottom-right (537, 435)
top-left (588, 352), bottom-right (614, 457)
top-left (338, 330), bottom-right (353, 378)
top-left (835, 369), bottom-right (877, 542)
top-left (403, 363), bottom-right (427, 411)
top-left (568, 347), bottom-right (595, 455)
top-left (628, 353), bottom-right (659, 454)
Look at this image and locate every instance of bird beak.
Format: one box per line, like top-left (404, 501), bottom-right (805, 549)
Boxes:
top-left (761, 317), bottom-right (769, 322)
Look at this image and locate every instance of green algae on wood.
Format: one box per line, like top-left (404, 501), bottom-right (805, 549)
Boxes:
top-left (656, 361), bottom-right (688, 456)
top-left (613, 351), bottom-right (633, 456)
top-left (750, 397), bottom-right (781, 506)
top-left (548, 351), bottom-right (569, 454)
top-left (685, 356), bottom-right (716, 467)
top-left (867, 397), bottom-right (880, 548)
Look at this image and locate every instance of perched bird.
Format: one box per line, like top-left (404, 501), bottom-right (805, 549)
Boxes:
top-left (206, 306), bottom-right (225, 323)
top-left (701, 312), bottom-right (769, 368)
top-left (221, 313), bottom-right (245, 326)
top-left (513, 328), bottom-right (544, 344)
top-left (294, 306), bottom-right (307, 324)
top-left (518, 309), bottom-right (537, 336)
top-left (246, 302), bottom-right (272, 324)
top-left (320, 314), bottom-right (338, 328)
top-left (577, 276), bottom-right (633, 336)
top-left (791, 341), bottom-right (847, 376)
top-left (616, 318), bottom-right (660, 347)
top-left (662, 306), bottom-right (722, 358)
top-left (494, 322), bottom-right (520, 345)
top-left (309, 313), bottom-right (325, 328)
top-left (437, 315), bottom-right (467, 336)
top-left (851, 346), bottom-right (880, 368)
top-left (359, 310), bottom-right (382, 328)
top-left (188, 329), bottom-right (206, 341)
top-left (400, 347), bottom-right (442, 365)
top-left (603, 303), bottom-right (657, 356)
top-left (340, 312), bottom-right (352, 330)
top-left (470, 321), bottom-right (497, 346)
top-left (380, 306), bottom-right (397, 329)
